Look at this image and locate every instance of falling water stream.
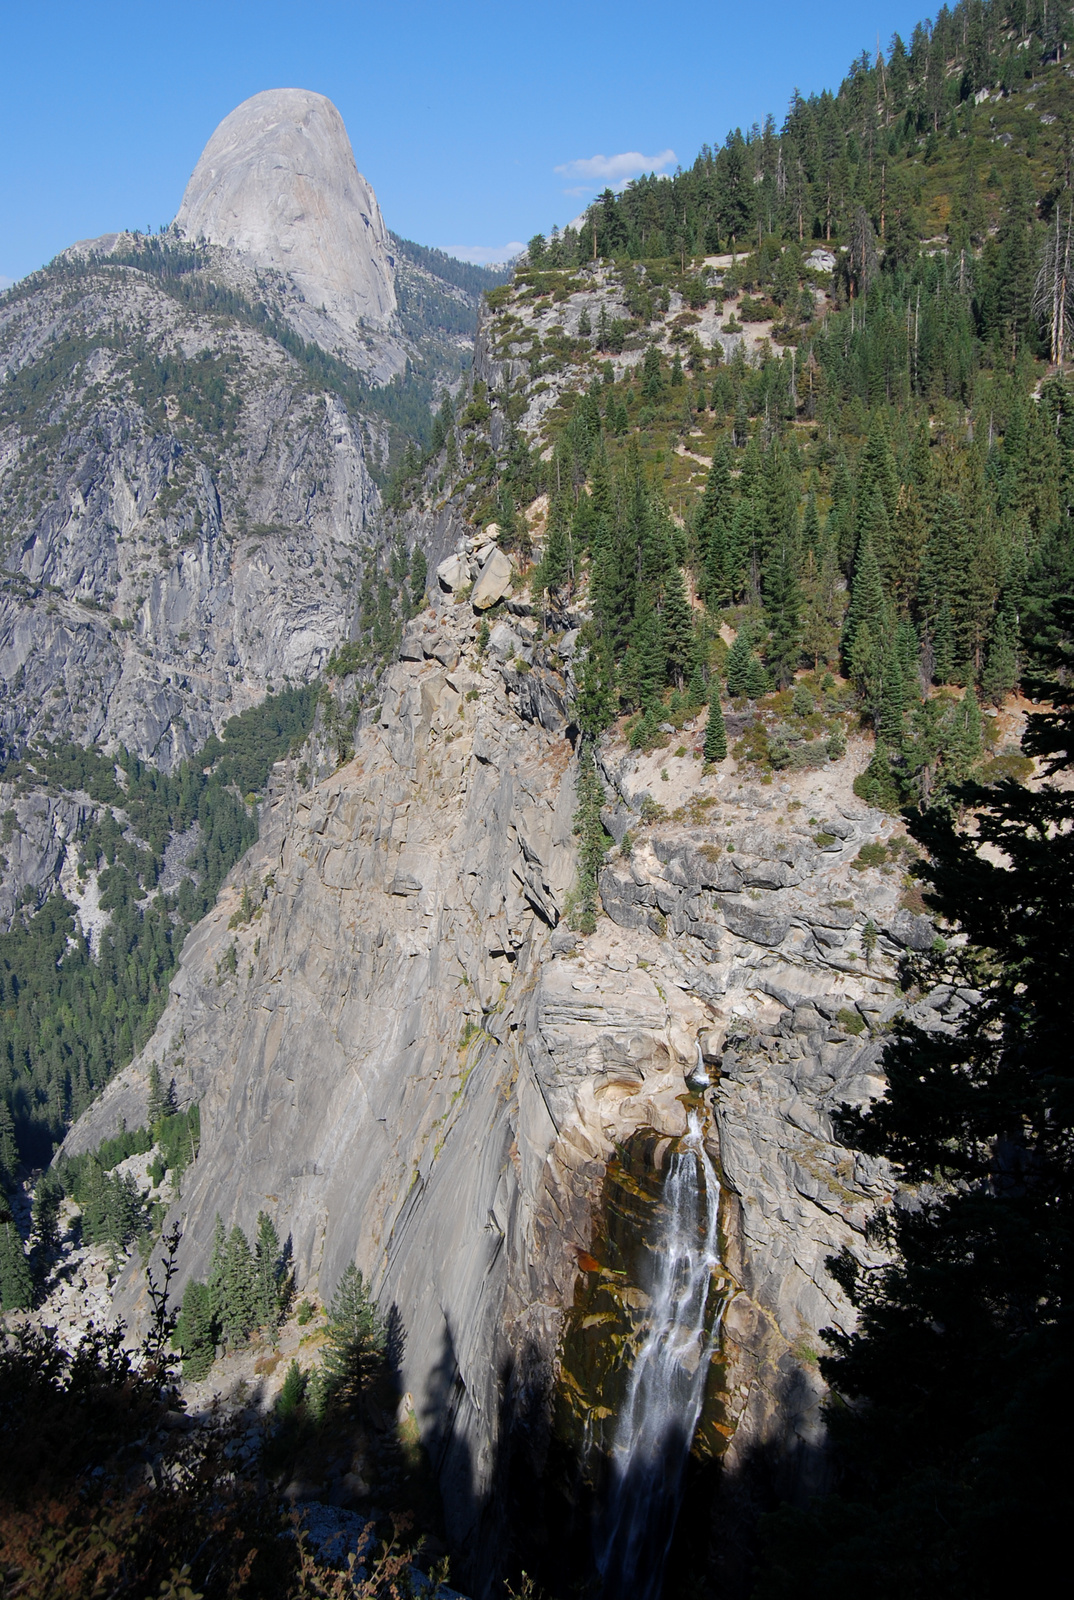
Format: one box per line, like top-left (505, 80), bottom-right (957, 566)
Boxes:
top-left (594, 1108), bottom-right (724, 1600)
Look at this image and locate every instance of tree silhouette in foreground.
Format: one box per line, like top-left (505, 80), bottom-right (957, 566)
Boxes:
top-left (756, 600), bottom-right (1074, 1597)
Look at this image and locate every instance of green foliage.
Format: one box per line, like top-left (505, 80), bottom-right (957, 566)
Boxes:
top-left (703, 681), bottom-right (728, 763)
top-left (757, 597), bottom-right (1074, 1598)
top-left (219, 1226), bottom-right (257, 1349)
top-left (172, 1278), bottom-right (216, 1380)
top-left (0, 686), bottom-right (315, 1166)
top-left (570, 745), bottom-right (609, 934)
top-left (317, 1262), bottom-right (387, 1415)
top-left (31, 1170), bottom-right (63, 1254)
top-left (275, 1357), bottom-right (307, 1418)
top-left (255, 1210), bottom-right (290, 1335)
top-left (174, 1204), bottom-right (285, 1379)
top-left (0, 1223), bottom-right (426, 1596)
top-left (0, 1216), bottom-right (33, 1310)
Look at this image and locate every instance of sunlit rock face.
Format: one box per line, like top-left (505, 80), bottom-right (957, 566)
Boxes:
top-left (175, 88), bottom-right (397, 331)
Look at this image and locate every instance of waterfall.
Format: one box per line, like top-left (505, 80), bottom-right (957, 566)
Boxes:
top-left (594, 1111), bottom-right (724, 1600)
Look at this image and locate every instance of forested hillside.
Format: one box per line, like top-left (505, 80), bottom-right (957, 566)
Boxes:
top-left (0, 686), bottom-right (316, 1171)
top-left (405, 0), bottom-right (1073, 826)
top-left (386, 7), bottom-right (1072, 1591)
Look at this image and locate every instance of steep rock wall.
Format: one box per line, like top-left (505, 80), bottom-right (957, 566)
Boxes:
top-left (0, 268), bottom-right (380, 768)
top-left (64, 598), bottom-right (936, 1584)
top-left (175, 89), bottom-right (398, 361)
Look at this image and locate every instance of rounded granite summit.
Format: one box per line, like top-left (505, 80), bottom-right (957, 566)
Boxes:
top-left (175, 87), bottom-right (395, 328)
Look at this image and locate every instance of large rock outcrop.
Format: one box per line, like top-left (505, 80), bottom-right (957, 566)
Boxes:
top-left (63, 599), bottom-right (938, 1588)
top-left (175, 89), bottom-right (396, 340)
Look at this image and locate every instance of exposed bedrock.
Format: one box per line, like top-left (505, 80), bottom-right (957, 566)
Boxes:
top-left (70, 604), bottom-right (935, 1585)
top-left (175, 88), bottom-right (397, 336)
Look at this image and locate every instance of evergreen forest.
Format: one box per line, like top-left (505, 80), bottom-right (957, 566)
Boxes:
top-left (426, 1), bottom-right (1074, 823)
top-left (0, 685), bottom-right (316, 1171)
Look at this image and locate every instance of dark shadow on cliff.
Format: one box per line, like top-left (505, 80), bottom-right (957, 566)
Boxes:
top-left (423, 1331), bottom-right (830, 1600)
top-left (420, 1316), bottom-right (482, 1578)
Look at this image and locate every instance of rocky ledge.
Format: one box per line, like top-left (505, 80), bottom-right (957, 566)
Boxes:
top-left (59, 606), bottom-right (937, 1577)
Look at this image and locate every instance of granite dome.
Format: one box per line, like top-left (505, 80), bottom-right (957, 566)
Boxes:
top-left (175, 88), bottom-right (396, 330)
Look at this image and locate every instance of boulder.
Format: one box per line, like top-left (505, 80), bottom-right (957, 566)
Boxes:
top-left (436, 554), bottom-right (469, 593)
top-left (486, 621), bottom-right (522, 662)
top-left (471, 548), bottom-right (514, 610)
top-left (887, 908), bottom-right (935, 951)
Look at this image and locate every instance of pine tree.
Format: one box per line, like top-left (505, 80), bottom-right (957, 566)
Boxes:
top-left (32, 1171), bottom-right (63, 1255)
top-left (0, 1102), bottom-right (18, 1191)
top-left (642, 346), bottom-right (664, 401)
top-left (981, 605), bottom-right (1019, 705)
top-left (946, 686), bottom-right (984, 785)
top-left (801, 490), bottom-right (821, 553)
top-left (174, 1278), bottom-right (217, 1380)
top-left (0, 1218), bottom-right (33, 1311)
top-left (801, 541), bottom-right (844, 671)
top-left (725, 499), bottom-right (758, 601)
top-left (732, 391), bottom-right (749, 448)
top-left (534, 494), bottom-right (572, 595)
top-left (887, 484), bottom-right (928, 615)
top-left (320, 1262), bottom-right (387, 1411)
top-left (597, 304), bottom-right (609, 351)
top-left (207, 1214), bottom-right (227, 1321)
top-left (852, 484), bottom-right (891, 581)
top-left (858, 412), bottom-right (900, 522)
top-left (220, 1225), bottom-right (257, 1349)
top-left (932, 601), bottom-right (956, 685)
top-left (854, 734), bottom-right (901, 811)
top-left (572, 743), bottom-right (608, 934)
top-left (725, 632), bottom-right (752, 696)
top-left (703, 680), bottom-right (728, 763)
top-left (879, 646), bottom-right (907, 748)
top-left (631, 589), bottom-right (668, 707)
top-left (764, 540), bottom-right (803, 688)
top-left (410, 546), bottom-right (428, 610)
top-left (146, 1063), bottom-right (176, 1127)
top-left (745, 654), bottom-right (769, 699)
top-left (255, 1211), bottom-right (283, 1334)
top-left (575, 634), bottom-right (617, 738)
top-left (843, 527), bottom-right (888, 685)
top-left (661, 567), bottom-right (694, 688)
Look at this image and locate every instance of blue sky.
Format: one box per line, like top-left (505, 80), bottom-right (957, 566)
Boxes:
top-left (1, 0), bottom-right (927, 282)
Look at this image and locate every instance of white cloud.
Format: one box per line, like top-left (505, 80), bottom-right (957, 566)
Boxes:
top-left (562, 185), bottom-right (592, 198)
top-left (554, 149), bottom-right (676, 188)
top-left (438, 242), bottom-right (524, 266)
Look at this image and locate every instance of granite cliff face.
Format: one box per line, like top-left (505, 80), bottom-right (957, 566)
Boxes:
top-left (64, 580), bottom-right (939, 1584)
top-left (0, 263), bottom-right (378, 768)
top-left (175, 89), bottom-right (397, 354)
top-left (15, 159), bottom-right (933, 1585)
top-left (0, 92), bottom-right (496, 928)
